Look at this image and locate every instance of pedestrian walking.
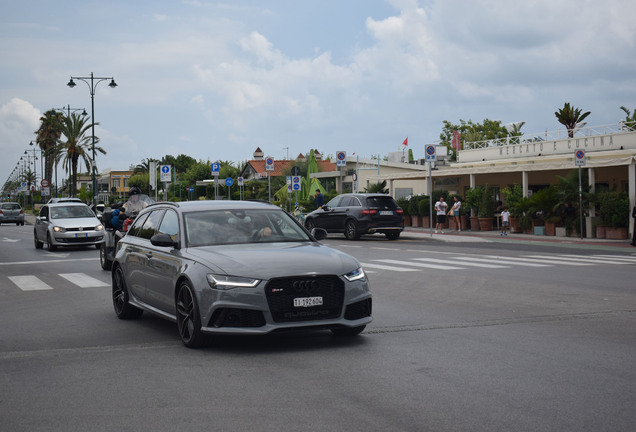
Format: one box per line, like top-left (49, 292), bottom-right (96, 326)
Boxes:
top-left (501, 206), bottom-right (510, 236)
top-left (434, 196), bottom-right (448, 233)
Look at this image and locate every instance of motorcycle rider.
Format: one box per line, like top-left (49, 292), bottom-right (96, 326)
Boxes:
top-left (122, 186), bottom-right (147, 214)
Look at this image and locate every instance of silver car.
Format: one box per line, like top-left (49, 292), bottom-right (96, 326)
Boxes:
top-left (111, 200), bottom-right (372, 348)
top-left (34, 203), bottom-right (105, 251)
top-left (0, 202), bottom-right (25, 226)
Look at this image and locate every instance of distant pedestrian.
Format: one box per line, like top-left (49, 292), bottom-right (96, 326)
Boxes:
top-left (434, 196), bottom-right (448, 233)
top-left (314, 189), bottom-right (324, 210)
top-left (501, 206), bottom-right (510, 236)
top-left (448, 196), bottom-right (462, 231)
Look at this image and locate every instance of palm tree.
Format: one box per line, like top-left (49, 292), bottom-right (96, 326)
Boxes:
top-left (56, 112), bottom-right (106, 196)
top-left (555, 103), bottom-right (591, 138)
top-left (35, 110), bottom-right (64, 185)
top-left (620, 106), bottom-right (636, 130)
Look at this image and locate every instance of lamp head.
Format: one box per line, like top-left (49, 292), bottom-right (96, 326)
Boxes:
top-left (67, 78), bottom-right (76, 88)
top-left (81, 109), bottom-right (88, 116)
top-left (108, 79), bottom-right (118, 88)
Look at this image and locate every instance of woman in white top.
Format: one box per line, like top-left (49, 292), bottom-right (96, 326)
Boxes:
top-left (449, 196), bottom-right (462, 231)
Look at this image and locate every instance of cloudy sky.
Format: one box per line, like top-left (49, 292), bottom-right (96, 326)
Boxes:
top-left (1, 0), bottom-right (635, 185)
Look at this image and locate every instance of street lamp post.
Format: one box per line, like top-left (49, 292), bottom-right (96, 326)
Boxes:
top-left (67, 72), bottom-right (117, 204)
top-left (53, 105), bottom-right (87, 198)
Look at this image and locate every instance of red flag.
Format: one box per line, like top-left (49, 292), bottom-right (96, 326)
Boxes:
top-left (402, 137), bottom-right (408, 146)
top-left (451, 130), bottom-right (461, 150)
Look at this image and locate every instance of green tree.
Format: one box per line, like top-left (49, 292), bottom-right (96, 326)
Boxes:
top-left (35, 109), bottom-right (64, 185)
top-left (439, 119), bottom-right (509, 159)
top-left (620, 106), bottom-right (636, 130)
top-left (555, 103), bottom-right (591, 138)
top-left (56, 112), bottom-right (105, 196)
top-left (364, 180), bottom-right (388, 194)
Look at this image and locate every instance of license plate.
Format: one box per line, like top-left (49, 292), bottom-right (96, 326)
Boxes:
top-left (293, 296), bottom-right (323, 307)
top-left (75, 233), bottom-right (88, 238)
top-left (379, 210), bottom-right (393, 215)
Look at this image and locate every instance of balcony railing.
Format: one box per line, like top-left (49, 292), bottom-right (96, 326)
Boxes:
top-left (463, 122), bottom-right (636, 150)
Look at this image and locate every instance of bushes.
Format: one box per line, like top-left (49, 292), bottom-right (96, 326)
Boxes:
top-left (596, 191), bottom-right (629, 228)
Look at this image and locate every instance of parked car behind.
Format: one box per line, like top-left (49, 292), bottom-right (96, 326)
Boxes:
top-left (111, 200), bottom-right (372, 348)
top-left (304, 193), bottom-right (404, 240)
top-left (0, 202), bottom-right (25, 226)
top-left (34, 202), bottom-right (104, 251)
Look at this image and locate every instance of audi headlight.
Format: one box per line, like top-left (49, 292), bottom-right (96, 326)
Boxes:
top-left (206, 274), bottom-right (261, 290)
top-left (53, 226), bottom-right (66, 233)
top-left (343, 267), bottom-right (366, 282)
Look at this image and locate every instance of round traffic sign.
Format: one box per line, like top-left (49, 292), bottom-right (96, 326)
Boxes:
top-left (225, 177), bottom-right (234, 187)
top-left (426, 145), bottom-right (436, 155)
top-left (575, 150), bottom-right (585, 159)
top-left (41, 179), bottom-right (49, 187)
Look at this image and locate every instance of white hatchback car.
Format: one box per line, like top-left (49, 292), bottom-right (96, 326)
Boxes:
top-left (34, 202), bottom-right (105, 251)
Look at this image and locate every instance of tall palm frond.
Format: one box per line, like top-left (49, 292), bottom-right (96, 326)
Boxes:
top-left (555, 103), bottom-right (591, 138)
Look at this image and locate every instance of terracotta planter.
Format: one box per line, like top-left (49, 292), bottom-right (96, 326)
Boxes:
top-left (411, 215), bottom-right (421, 227)
top-left (596, 226), bottom-right (606, 239)
top-left (509, 217), bottom-right (521, 233)
top-left (605, 227), bottom-right (627, 239)
top-left (422, 216), bottom-right (431, 229)
top-left (544, 221), bottom-right (560, 236)
top-left (470, 216), bottom-right (480, 231)
top-left (404, 215), bottom-right (412, 226)
top-left (478, 217), bottom-right (494, 231)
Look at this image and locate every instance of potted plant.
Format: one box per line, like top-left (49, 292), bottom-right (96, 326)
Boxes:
top-left (477, 185), bottom-right (495, 231)
top-left (408, 195), bottom-right (423, 227)
top-left (465, 187), bottom-right (483, 231)
top-left (596, 191), bottom-right (630, 239)
top-left (396, 197), bottom-right (411, 226)
top-left (418, 195), bottom-right (432, 229)
top-left (502, 185), bottom-right (523, 233)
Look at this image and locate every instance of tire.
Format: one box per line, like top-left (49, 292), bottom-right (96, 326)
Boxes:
top-left (95, 244), bottom-right (101, 250)
top-left (176, 280), bottom-right (206, 348)
top-left (34, 231), bottom-right (43, 249)
top-left (344, 220), bottom-right (360, 240)
top-left (385, 232), bottom-right (400, 240)
top-left (331, 325), bottom-right (366, 336)
top-left (112, 266), bottom-right (143, 319)
top-left (46, 233), bottom-right (57, 251)
top-left (100, 244), bottom-right (112, 270)
top-left (305, 219), bottom-right (315, 231)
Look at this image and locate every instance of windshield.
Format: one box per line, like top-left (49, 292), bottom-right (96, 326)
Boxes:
top-left (50, 205), bottom-right (96, 219)
top-left (185, 209), bottom-right (311, 247)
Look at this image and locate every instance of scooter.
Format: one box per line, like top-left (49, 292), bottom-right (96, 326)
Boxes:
top-left (99, 194), bottom-right (154, 270)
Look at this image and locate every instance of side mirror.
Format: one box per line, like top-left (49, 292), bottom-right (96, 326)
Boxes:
top-left (322, 205), bottom-right (330, 211)
top-left (150, 233), bottom-right (179, 249)
top-left (311, 228), bottom-right (328, 241)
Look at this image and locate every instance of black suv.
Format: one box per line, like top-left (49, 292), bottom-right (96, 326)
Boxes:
top-left (304, 193), bottom-right (404, 240)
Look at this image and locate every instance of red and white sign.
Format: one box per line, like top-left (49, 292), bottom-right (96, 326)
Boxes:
top-left (41, 179), bottom-right (49, 187)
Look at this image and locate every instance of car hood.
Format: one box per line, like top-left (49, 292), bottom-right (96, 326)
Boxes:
top-left (186, 242), bottom-right (360, 279)
top-left (50, 217), bottom-right (102, 228)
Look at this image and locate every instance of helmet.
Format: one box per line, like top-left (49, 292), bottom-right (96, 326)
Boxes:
top-left (128, 186), bottom-right (142, 197)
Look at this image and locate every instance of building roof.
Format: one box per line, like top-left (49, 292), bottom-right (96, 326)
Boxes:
top-left (242, 159), bottom-right (337, 177)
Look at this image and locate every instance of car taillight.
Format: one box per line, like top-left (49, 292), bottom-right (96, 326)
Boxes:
top-left (361, 209), bottom-right (377, 215)
top-left (0, 210), bottom-right (3, 215)
top-left (19, 209), bottom-right (23, 214)
top-left (396, 209), bottom-right (403, 214)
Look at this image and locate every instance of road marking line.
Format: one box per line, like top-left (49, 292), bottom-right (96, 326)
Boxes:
top-left (413, 257), bottom-right (508, 269)
top-left (459, 256), bottom-right (554, 267)
top-left (373, 259), bottom-right (463, 270)
top-left (593, 255), bottom-right (636, 262)
top-left (0, 258), bottom-right (96, 266)
top-left (523, 255), bottom-right (629, 265)
top-left (8, 275), bottom-right (53, 291)
top-left (59, 273), bottom-right (109, 288)
top-left (360, 262), bottom-right (421, 272)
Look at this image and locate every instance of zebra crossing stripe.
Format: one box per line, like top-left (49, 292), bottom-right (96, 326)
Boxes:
top-left (59, 273), bottom-right (110, 288)
top-left (373, 259), bottom-right (463, 270)
top-left (8, 276), bottom-right (53, 291)
top-left (523, 255), bottom-right (629, 265)
top-left (460, 256), bottom-right (554, 267)
top-left (593, 255), bottom-right (636, 262)
top-left (412, 257), bottom-right (508, 269)
top-left (361, 262), bottom-right (421, 272)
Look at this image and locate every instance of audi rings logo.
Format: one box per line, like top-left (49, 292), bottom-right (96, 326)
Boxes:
top-left (292, 279), bottom-right (320, 293)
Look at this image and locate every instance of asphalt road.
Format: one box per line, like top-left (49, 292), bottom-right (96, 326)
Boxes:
top-left (1, 224), bottom-right (635, 431)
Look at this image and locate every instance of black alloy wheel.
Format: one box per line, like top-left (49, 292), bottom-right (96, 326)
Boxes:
top-left (112, 266), bottom-right (143, 319)
top-left (176, 281), bottom-right (206, 348)
top-left (305, 219), bottom-right (315, 231)
top-left (100, 245), bottom-right (112, 270)
top-left (344, 220), bottom-right (360, 240)
top-left (34, 231), bottom-right (43, 249)
top-left (46, 233), bottom-right (57, 251)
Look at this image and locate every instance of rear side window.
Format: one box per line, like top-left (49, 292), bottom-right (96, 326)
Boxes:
top-left (365, 197), bottom-right (398, 209)
top-left (138, 210), bottom-right (165, 240)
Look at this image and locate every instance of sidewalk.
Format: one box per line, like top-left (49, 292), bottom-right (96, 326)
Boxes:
top-left (403, 226), bottom-right (636, 250)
